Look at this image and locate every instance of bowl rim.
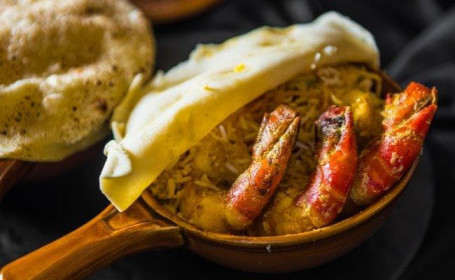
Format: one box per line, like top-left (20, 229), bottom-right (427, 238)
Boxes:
top-left (143, 158), bottom-right (418, 248)
top-left (141, 67), bottom-right (410, 249)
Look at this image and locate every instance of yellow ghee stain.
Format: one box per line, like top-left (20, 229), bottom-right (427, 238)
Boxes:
top-left (233, 63), bottom-right (246, 73)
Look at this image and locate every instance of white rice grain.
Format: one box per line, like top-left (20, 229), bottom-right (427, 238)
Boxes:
top-left (225, 162), bottom-right (239, 174)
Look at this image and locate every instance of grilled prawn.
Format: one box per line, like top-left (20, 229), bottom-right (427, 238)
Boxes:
top-left (179, 105), bottom-right (300, 232)
top-left (350, 82), bottom-right (437, 205)
top-left (261, 106), bottom-right (357, 235)
top-left (225, 105), bottom-right (301, 230)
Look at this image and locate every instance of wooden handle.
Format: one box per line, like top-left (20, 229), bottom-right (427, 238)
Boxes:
top-left (0, 159), bottom-right (34, 200)
top-left (0, 199), bottom-right (184, 280)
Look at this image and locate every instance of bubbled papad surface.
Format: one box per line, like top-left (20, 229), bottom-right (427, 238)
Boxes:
top-left (0, 0), bottom-right (154, 161)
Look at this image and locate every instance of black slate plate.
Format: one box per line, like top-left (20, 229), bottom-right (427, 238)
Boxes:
top-left (0, 142), bottom-right (431, 279)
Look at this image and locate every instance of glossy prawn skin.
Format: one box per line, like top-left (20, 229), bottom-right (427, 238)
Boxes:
top-left (295, 106), bottom-right (358, 228)
top-left (263, 106), bottom-right (357, 235)
top-left (225, 105), bottom-right (300, 230)
top-left (350, 82), bottom-right (437, 205)
top-left (382, 82), bottom-right (436, 130)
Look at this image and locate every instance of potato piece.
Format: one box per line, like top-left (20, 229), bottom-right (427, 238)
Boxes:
top-left (343, 90), bottom-right (383, 145)
top-left (192, 132), bottom-right (251, 185)
top-left (192, 138), bottom-right (228, 179)
top-left (179, 184), bottom-right (229, 233)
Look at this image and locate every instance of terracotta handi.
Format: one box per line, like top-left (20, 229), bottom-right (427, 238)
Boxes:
top-left (130, 0), bottom-right (222, 24)
top-left (0, 72), bottom-right (434, 279)
top-left (0, 142), bottom-right (103, 201)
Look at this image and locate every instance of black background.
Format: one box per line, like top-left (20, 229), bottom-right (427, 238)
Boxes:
top-left (1, 0), bottom-right (455, 279)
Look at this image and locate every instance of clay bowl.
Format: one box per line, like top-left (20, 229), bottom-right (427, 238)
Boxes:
top-left (0, 140), bottom-right (104, 200)
top-left (0, 70), bottom-right (412, 279)
top-left (130, 0), bottom-right (222, 24)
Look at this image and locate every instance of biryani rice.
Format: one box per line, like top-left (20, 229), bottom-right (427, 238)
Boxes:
top-left (148, 64), bottom-right (384, 233)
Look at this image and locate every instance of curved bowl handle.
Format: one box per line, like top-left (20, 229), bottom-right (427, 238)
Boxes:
top-left (0, 199), bottom-right (184, 280)
top-left (0, 159), bottom-right (34, 201)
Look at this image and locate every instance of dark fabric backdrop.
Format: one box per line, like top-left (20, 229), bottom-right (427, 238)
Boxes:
top-left (0, 0), bottom-right (454, 279)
